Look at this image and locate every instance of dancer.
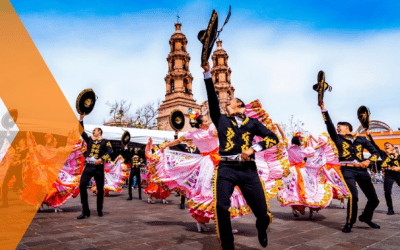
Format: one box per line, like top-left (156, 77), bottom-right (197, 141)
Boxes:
top-left (275, 126), bottom-right (331, 219)
top-left (1, 135), bottom-right (28, 207)
top-left (170, 131), bottom-right (200, 209)
top-left (78, 114), bottom-right (113, 219)
top-left (155, 111), bottom-right (250, 233)
top-left (319, 102), bottom-right (380, 233)
top-left (367, 130), bottom-right (400, 215)
top-left (41, 140), bottom-right (85, 212)
top-left (202, 62), bottom-right (279, 249)
top-left (125, 148), bottom-right (143, 201)
top-left (310, 134), bottom-right (349, 209)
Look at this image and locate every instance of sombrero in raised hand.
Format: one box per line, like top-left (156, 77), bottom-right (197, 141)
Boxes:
top-left (313, 71), bottom-right (332, 106)
top-left (121, 130), bottom-right (131, 147)
top-left (169, 109), bottom-right (185, 131)
top-left (198, 6), bottom-right (231, 66)
top-left (76, 89), bottom-right (97, 115)
top-left (357, 106), bottom-right (371, 130)
top-left (2, 109), bottom-right (18, 129)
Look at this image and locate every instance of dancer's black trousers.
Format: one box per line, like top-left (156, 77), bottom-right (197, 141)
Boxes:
top-left (341, 167), bottom-right (379, 225)
top-left (128, 167), bottom-right (141, 199)
top-left (2, 164), bottom-right (24, 204)
top-left (79, 163), bottom-right (104, 213)
top-left (215, 161), bottom-right (270, 250)
top-left (384, 170), bottom-right (400, 211)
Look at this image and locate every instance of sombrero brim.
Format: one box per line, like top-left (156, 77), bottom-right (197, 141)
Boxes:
top-left (169, 109), bottom-right (185, 131)
top-left (121, 131), bottom-right (131, 147)
top-left (76, 89), bottom-right (97, 115)
top-left (199, 10), bottom-right (218, 66)
top-left (1, 109), bottom-right (18, 129)
top-left (316, 71), bottom-right (325, 106)
top-left (357, 106), bottom-right (370, 130)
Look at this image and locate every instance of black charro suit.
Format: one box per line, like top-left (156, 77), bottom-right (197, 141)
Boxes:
top-left (79, 121), bottom-right (113, 215)
top-left (321, 110), bottom-right (380, 227)
top-left (204, 75), bottom-right (279, 249)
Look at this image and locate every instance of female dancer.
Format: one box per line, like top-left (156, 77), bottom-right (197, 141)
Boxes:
top-left (147, 110), bottom-right (250, 232)
top-left (144, 143), bottom-right (171, 204)
top-left (275, 126), bottom-right (332, 219)
top-left (309, 134), bottom-right (349, 209)
top-left (41, 139), bottom-right (85, 212)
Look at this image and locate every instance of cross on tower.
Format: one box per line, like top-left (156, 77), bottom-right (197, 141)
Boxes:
top-left (176, 12), bottom-right (180, 23)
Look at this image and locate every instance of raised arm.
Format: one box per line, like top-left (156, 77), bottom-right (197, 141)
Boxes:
top-left (202, 62), bottom-right (221, 125)
top-left (366, 130), bottom-right (384, 157)
top-left (273, 123), bottom-right (286, 141)
top-left (79, 120), bottom-right (90, 143)
top-left (319, 102), bottom-right (338, 145)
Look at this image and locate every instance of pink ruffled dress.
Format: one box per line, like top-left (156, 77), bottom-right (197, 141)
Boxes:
top-left (146, 124), bottom-right (251, 223)
top-left (277, 142), bottom-right (332, 211)
top-left (310, 134), bottom-right (350, 200)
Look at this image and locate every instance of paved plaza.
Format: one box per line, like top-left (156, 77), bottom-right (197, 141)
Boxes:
top-left (14, 183), bottom-right (400, 250)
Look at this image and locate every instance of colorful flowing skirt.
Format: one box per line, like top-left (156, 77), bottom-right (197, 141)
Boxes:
top-left (91, 156), bottom-right (129, 196)
top-left (277, 149), bottom-right (333, 210)
top-left (145, 140), bottom-right (251, 223)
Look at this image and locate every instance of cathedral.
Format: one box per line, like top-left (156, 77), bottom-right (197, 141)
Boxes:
top-left (157, 22), bottom-right (234, 131)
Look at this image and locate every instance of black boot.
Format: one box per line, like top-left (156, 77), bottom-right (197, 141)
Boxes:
top-left (98, 211), bottom-right (103, 217)
top-left (341, 223), bottom-right (352, 233)
top-left (77, 211), bottom-right (90, 219)
top-left (359, 216), bottom-right (380, 228)
top-left (179, 203), bottom-right (185, 209)
top-left (387, 210), bottom-right (395, 215)
top-left (127, 194), bottom-right (133, 200)
top-left (258, 230), bottom-right (268, 248)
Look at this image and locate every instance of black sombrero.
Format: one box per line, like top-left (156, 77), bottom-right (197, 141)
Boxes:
top-left (2, 109), bottom-right (18, 129)
top-left (313, 71), bottom-right (332, 106)
top-left (198, 6), bottom-right (231, 66)
top-left (169, 109), bottom-right (185, 131)
top-left (357, 106), bottom-right (371, 130)
top-left (121, 130), bottom-right (131, 147)
top-left (76, 89), bottom-right (97, 115)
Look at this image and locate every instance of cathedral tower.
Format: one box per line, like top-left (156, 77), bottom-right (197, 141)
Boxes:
top-left (157, 22), bottom-right (200, 131)
top-left (201, 39), bottom-right (235, 116)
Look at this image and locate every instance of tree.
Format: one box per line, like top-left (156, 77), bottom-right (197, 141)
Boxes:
top-left (280, 115), bottom-right (309, 139)
top-left (132, 99), bottom-right (162, 129)
top-left (105, 100), bottom-right (134, 127)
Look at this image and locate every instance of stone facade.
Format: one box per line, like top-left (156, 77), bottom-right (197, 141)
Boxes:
top-left (157, 22), bottom-right (200, 131)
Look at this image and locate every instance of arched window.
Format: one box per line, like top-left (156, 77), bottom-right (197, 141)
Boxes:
top-left (171, 79), bottom-right (175, 93)
top-left (182, 60), bottom-right (187, 70)
top-left (171, 59), bottom-right (175, 70)
top-left (215, 74), bottom-right (219, 83)
top-left (183, 79), bottom-right (189, 93)
top-left (227, 91), bottom-right (231, 101)
top-left (225, 73), bottom-right (229, 82)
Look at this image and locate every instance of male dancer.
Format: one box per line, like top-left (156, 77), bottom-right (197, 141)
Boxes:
top-left (124, 148), bottom-right (143, 201)
top-left (202, 62), bottom-right (279, 249)
top-left (171, 131), bottom-right (200, 209)
top-left (78, 114), bottom-right (113, 219)
top-left (319, 102), bottom-right (380, 233)
top-left (1, 135), bottom-right (28, 207)
top-left (366, 130), bottom-right (400, 215)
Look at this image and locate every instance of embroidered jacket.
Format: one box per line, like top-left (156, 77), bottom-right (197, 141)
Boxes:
top-left (11, 146), bottom-right (28, 166)
top-left (322, 111), bottom-right (379, 163)
top-left (204, 78), bottom-right (279, 157)
top-left (367, 134), bottom-right (400, 169)
top-left (80, 121), bottom-right (113, 163)
top-left (121, 147), bottom-right (145, 167)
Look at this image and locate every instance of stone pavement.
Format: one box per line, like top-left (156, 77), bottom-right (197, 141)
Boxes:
top-left (15, 183), bottom-right (400, 250)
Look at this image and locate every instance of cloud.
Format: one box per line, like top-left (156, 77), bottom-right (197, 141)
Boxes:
top-left (17, 8), bottom-right (400, 136)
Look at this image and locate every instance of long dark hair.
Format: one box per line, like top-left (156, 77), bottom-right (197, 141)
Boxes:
top-left (291, 136), bottom-right (301, 146)
top-left (190, 115), bottom-right (204, 129)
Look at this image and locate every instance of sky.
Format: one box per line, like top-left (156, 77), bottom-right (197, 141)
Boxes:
top-left (6, 0), bottom-right (400, 136)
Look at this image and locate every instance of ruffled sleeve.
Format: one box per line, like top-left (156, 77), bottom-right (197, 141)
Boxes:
top-left (302, 146), bottom-right (316, 158)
